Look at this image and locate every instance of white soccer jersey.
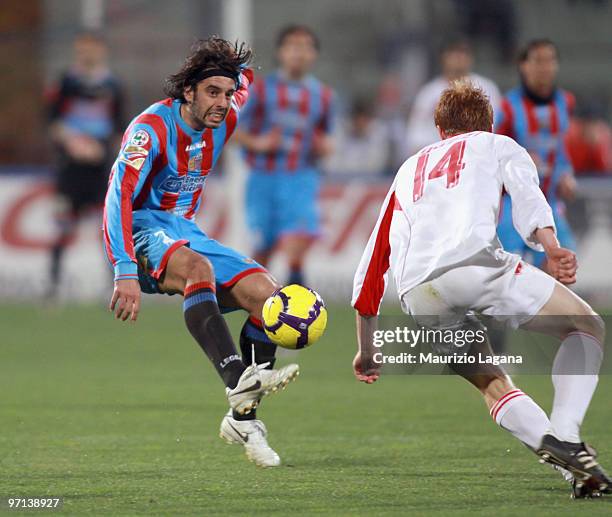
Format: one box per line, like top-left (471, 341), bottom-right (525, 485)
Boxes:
top-left (352, 131), bottom-right (556, 316)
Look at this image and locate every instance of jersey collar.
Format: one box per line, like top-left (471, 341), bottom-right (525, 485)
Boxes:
top-left (521, 81), bottom-right (557, 105)
top-left (171, 99), bottom-right (205, 137)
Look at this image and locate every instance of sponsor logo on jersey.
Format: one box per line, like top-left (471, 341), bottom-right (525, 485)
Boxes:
top-left (160, 175), bottom-right (206, 194)
top-left (186, 141), bottom-right (206, 151)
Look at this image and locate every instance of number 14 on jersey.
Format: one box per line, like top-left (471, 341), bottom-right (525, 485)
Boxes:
top-left (413, 140), bottom-right (467, 202)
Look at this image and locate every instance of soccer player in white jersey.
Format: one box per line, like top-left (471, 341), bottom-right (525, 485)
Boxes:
top-left (405, 40), bottom-right (501, 155)
top-left (352, 81), bottom-right (610, 498)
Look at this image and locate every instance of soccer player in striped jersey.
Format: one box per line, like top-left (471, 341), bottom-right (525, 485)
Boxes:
top-left (234, 25), bottom-right (335, 287)
top-left (352, 81), bottom-right (610, 498)
top-left (495, 39), bottom-right (577, 270)
top-left (103, 37), bottom-right (299, 467)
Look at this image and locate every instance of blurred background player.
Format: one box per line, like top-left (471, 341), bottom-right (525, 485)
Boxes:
top-left (405, 39), bottom-right (501, 155)
top-left (235, 25), bottom-right (335, 287)
top-left (324, 98), bottom-right (390, 179)
top-left (495, 39), bottom-right (577, 269)
top-left (46, 32), bottom-right (124, 299)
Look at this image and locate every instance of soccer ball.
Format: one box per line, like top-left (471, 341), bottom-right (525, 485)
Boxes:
top-left (262, 285), bottom-right (328, 350)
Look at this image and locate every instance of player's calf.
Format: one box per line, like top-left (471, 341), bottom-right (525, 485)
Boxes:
top-left (488, 383), bottom-right (552, 451)
top-left (450, 333), bottom-right (552, 452)
top-left (221, 271), bottom-right (281, 373)
top-left (240, 316), bottom-right (277, 368)
top-left (282, 234), bottom-right (312, 286)
top-left (160, 247), bottom-right (249, 391)
top-left (521, 284), bottom-right (605, 444)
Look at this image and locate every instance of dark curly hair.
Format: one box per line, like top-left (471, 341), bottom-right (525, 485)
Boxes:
top-left (164, 36), bottom-right (253, 102)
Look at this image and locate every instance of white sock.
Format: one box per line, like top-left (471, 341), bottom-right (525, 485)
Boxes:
top-left (550, 332), bottom-right (603, 443)
top-left (490, 389), bottom-right (550, 450)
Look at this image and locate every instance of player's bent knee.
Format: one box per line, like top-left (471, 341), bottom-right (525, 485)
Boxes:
top-left (563, 298), bottom-right (605, 345)
top-left (570, 313), bottom-right (606, 349)
top-left (184, 254), bottom-right (214, 284)
top-left (250, 273), bottom-right (279, 309)
top-left (237, 272), bottom-right (279, 317)
top-left (162, 249), bottom-right (215, 294)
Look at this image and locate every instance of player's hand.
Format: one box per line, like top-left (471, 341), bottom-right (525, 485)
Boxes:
top-left (353, 351), bottom-right (380, 384)
top-left (110, 279), bottom-right (141, 322)
top-left (254, 128), bottom-right (282, 153)
top-left (65, 135), bottom-right (105, 163)
top-left (557, 174), bottom-right (577, 201)
top-left (545, 247), bottom-right (578, 285)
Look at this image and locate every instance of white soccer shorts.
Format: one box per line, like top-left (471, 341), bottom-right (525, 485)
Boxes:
top-left (402, 248), bottom-right (556, 329)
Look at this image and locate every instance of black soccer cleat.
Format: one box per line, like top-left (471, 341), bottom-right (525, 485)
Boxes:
top-left (570, 443), bottom-right (603, 499)
top-left (569, 443), bottom-right (611, 499)
top-left (537, 434), bottom-right (612, 494)
top-left (572, 477), bottom-right (605, 499)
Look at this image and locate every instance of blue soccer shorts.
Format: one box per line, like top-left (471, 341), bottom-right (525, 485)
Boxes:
top-left (497, 195), bottom-right (576, 266)
top-left (131, 209), bottom-right (266, 297)
top-left (245, 168), bottom-right (321, 252)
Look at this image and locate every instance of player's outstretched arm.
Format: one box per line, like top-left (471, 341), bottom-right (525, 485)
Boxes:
top-left (103, 124), bottom-right (158, 322)
top-left (354, 312), bottom-right (381, 384)
top-left (351, 184), bottom-right (398, 383)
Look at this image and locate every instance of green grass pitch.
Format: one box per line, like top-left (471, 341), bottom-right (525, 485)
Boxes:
top-left (1, 302), bottom-right (610, 516)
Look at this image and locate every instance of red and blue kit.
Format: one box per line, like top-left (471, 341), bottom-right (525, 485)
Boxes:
top-left (103, 69), bottom-right (265, 295)
top-left (239, 71), bottom-right (335, 251)
top-left (494, 86), bottom-right (576, 262)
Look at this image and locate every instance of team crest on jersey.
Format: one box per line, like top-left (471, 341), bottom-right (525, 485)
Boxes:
top-left (130, 129), bottom-right (150, 147)
top-left (188, 152), bottom-right (202, 172)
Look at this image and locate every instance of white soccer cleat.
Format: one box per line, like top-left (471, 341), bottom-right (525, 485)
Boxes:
top-left (220, 412), bottom-right (281, 467)
top-left (226, 362), bottom-right (299, 415)
top-left (259, 363), bottom-right (300, 395)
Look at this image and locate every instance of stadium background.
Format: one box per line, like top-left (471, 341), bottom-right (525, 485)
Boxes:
top-left (0, 0), bottom-right (611, 305)
top-left (1, 1), bottom-right (612, 514)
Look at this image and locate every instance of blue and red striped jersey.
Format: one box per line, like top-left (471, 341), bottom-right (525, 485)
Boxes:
top-left (494, 86), bottom-right (575, 202)
top-left (239, 71), bottom-right (335, 172)
top-left (103, 70), bottom-right (253, 280)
